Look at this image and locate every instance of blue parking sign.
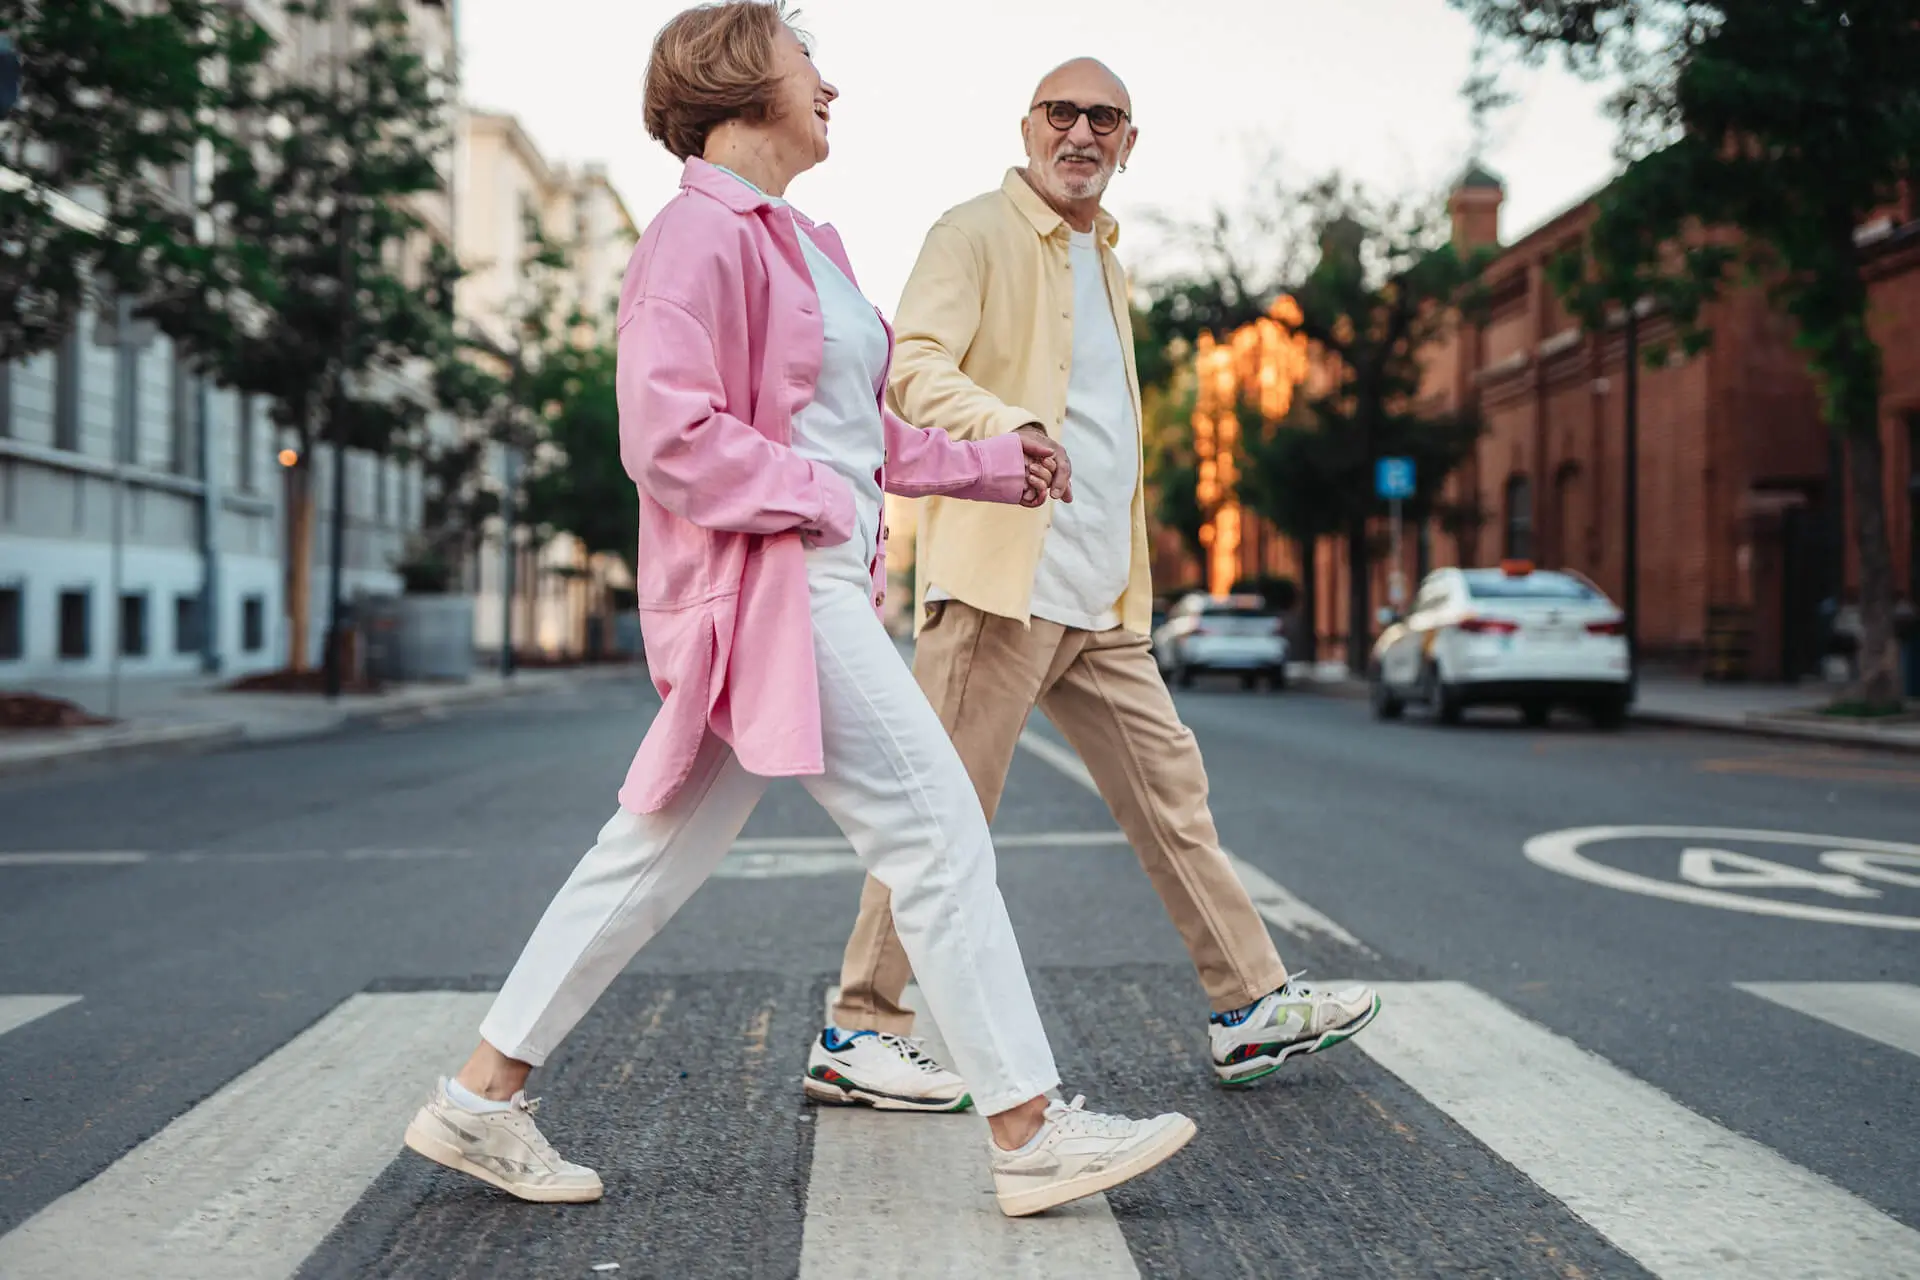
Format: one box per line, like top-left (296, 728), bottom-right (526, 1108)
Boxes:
top-left (1376, 456), bottom-right (1415, 500)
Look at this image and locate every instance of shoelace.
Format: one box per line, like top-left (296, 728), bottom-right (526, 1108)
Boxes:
top-left (875, 1032), bottom-right (946, 1073)
top-left (1045, 1095), bottom-right (1134, 1139)
top-left (504, 1095), bottom-right (572, 1169)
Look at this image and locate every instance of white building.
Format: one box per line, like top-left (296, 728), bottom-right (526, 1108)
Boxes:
top-left (0, 0), bottom-right (459, 687)
top-left (455, 110), bottom-right (639, 662)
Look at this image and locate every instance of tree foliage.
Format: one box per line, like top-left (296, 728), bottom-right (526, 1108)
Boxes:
top-left (0, 0), bottom-right (264, 362)
top-left (1453, 0), bottom-right (1920, 707)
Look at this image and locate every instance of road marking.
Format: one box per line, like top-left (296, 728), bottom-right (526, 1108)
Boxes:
top-left (1525, 826), bottom-right (1920, 930)
top-left (798, 986), bottom-right (1137, 1280)
top-left (0, 851), bottom-right (149, 866)
top-left (1737, 982), bottom-right (1920, 1059)
top-left (1358, 980), bottom-right (1920, 1279)
top-left (1015, 730), bottom-right (1375, 955)
top-left (0, 995), bottom-right (81, 1038)
top-left (1697, 755), bottom-right (1920, 786)
top-left (0, 991), bottom-right (490, 1280)
top-left (716, 831), bottom-right (1135, 879)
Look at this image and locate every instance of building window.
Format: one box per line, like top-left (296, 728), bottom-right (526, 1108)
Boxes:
top-left (120, 592), bottom-right (148, 657)
top-left (54, 330), bottom-right (81, 451)
top-left (376, 457), bottom-right (390, 525)
top-left (0, 586), bottom-right (21, 660)
top-left (242, 594), bottom-right (265, 653)
top-left (175, 592), bottom-right (204, 655)
top-left (237, 396), bottom-right (256, 493)
top-left (171, 359), bottom-right (195, 476)
top-left (1504, 474), bottom-right (1533, 562)
top-left (59, 589), bottom-right (91, 659)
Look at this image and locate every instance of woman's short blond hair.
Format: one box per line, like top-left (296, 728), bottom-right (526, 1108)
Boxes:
top-left (643, 2), bottom-right (801, 161)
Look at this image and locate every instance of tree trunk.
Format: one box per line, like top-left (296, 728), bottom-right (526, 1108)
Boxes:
top-left (286, 458), bottom-right (315, 673)
top-left (1346, 517), bottom-right (1370, 674)
top-left (1845, 428), bottom-right (1902, 708)
top-left (1296, 535), bottom-right (1319, 664)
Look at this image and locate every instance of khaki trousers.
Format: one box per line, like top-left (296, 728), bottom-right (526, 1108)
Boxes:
top-left (830, 600), bottom-right (1290, 1035)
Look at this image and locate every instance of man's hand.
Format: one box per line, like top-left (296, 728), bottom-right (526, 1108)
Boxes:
top-left (1015, 424), bottom-right (1073, 506)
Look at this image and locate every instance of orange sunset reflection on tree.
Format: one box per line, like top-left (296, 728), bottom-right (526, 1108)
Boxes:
top-left (1190, 295), bottom-right (1311, 597)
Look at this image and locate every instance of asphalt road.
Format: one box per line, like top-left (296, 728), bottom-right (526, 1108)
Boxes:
top-left (1, 670), bottom-right (1916, 1279)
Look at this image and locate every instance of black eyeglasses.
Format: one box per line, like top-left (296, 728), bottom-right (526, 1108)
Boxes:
top-left (1032, 100), bottom-right (1130, 136)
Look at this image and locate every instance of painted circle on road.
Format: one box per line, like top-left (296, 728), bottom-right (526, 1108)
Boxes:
top-left (1524, 825), bottom-right (1920, 930)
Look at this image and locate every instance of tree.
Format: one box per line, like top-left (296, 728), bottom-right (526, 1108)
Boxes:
top-left (1453, 0), bottom-right (1920, 710)
top-left (1257, 182), bottom-right (1490, 672)
top-left (149, 0), bottom-right (452, 670)
top-left (521, 339), bottom-right (635, 575)
top-left (0, 0), bottom-right (264, 362)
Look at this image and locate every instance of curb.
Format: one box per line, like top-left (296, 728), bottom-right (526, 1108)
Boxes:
top-left (0, 721), bottom-right (248, 780)
top-left (0, 665), bottom-right (644, 779)
top-left (1628, 708), bottom-right (1920, 756)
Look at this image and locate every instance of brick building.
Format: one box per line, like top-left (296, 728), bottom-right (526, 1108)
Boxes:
top-left (1161, 170), bottom-right (1920, 682)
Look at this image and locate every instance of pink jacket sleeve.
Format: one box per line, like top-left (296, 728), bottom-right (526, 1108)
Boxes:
top-left (617, 291), bottom-right (856, 546)
top-left (881, 409), bottom-right (1030, 504)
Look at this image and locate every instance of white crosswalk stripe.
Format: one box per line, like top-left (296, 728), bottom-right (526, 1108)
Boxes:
top-left (798, 985), bottom-right (1137, 1280)
top-left (0, 991), bottom-right (490, 1280)
top-left (1737, 981), bottom-right (1920, 1059)
top-left (1356, 980), bottom-right (1920, 1279)
top-left (3, 980), bottom-right (1917, 1278)
top-left (0, 995), bottom-right (81, 1039)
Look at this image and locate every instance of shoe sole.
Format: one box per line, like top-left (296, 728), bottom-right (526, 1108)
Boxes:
top-left (1213, 992), bottom-right (1383, 1087)
top-left (403, 1119), bottom-right (604, 1204)
top-left (801, 1075), bottom-right (974, 1113)
top-left (995, 1116), bottom-right (1198, 1218)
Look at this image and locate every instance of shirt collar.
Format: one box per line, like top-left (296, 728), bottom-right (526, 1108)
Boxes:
top-left (681, 156), bottom-right (819, 230)
top-left (1000, 167), bottom-right (1120, 248)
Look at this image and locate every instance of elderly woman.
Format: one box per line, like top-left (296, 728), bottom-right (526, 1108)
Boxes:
top-left (401, 0), bottom-right (1192, 1219)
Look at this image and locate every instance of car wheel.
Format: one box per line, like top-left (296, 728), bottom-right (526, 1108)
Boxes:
top-left (1589, 697), bottom-right (1629, 730)
top-left (1370, 670), bottom-right (1404, 720)
top-left (1241, 672), bottom-right (1259, 691)
top-left (1522, 699), bottom-right (1551, 728)
top-left (1177, 664), bottom-right (1196, 689)
top-left (1267, 665), bottom-right (1288, 692)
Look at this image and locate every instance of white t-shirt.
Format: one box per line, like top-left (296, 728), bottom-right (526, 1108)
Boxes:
top-left (1024, 229), bottom-right (1138, 631)
top-left (789, 226), bottom-right (889, 565)
top-left (713, 165), bottom-right (890, 565)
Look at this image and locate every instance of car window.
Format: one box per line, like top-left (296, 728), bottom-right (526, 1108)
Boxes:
top-left (1463, 570), bottom-right (1601, 601)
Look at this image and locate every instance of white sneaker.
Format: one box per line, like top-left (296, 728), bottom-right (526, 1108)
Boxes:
top-left (802, 1027), bottom-right (972, 1112)
top-left (991, 1096), bottom-right (1196, 1218)
top-left (1209, 974), bottom-right (1381, 1085)
top-left (402, 1078), bottom-right (603, 1203)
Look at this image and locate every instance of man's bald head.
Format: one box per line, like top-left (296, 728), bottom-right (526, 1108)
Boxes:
top-left (1030, 57), bottom-right (1131, 116)
top-left (1021, 56), bottom-right (1138, 218)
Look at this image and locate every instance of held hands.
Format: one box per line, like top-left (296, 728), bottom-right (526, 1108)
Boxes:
top-left (1015, 425), bottom-right (1074, 508)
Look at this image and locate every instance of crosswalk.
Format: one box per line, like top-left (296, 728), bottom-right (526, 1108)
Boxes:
top-left (1, 979), bottom-right (1915, 1279)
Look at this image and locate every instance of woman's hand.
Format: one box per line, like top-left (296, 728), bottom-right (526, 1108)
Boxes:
top-left (1015, 426), bottom-right (1072, 507)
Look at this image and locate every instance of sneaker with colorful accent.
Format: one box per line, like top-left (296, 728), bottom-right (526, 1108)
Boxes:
top-left (1208, 975), bottom-right (1381, 1085)
top-left (991, 1095), bottom-right (1196, 1218)
top-left (802, 1027), bottom-right (972, 1112)
top-left (402, 1078), bottom-right (603, 1203)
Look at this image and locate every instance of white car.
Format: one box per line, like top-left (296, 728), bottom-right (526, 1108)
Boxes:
top-left (1368, 563), bottom-right (1632, 727)
top-left (1153, 593), bottom-right (1290, 690)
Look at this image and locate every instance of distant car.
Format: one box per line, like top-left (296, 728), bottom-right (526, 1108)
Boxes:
top-left (1368, 563), bottom-right (1631, 727)
top-left (1153, 593), bottom-right (1290, 690)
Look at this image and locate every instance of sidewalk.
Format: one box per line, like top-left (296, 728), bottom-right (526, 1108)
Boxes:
top-left (1287, 662), bottom-right (1920, 754)
top-left (0, 664), bottom-right (642, 778)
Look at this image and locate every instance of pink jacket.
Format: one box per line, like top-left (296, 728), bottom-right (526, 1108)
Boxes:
top-left (614, 158), bottom-right (1031, 813)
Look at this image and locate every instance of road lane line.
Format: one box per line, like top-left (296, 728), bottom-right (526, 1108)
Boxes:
top-left (0, 991), bottom-right (492, 1280)
top-left (1358, 980), bottom-right (1920, 1279)
top-left (798, 985), bottom-right (1138, 1279)
top-left (0, 995), bottom-right (81, 1038)
top-left (1014, 729), bottom-right (1375, 956)
top-left (0, 851), bottom-right (149, 867)
top-left (1737, 982), bottom-right (1920, 1059)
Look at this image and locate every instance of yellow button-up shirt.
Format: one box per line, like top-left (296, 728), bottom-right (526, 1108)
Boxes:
top-left (889, 168), bottom-right (1153, 636)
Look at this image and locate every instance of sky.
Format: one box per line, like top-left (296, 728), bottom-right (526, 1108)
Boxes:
top-left (457, 0), bottom-right (1625, 313)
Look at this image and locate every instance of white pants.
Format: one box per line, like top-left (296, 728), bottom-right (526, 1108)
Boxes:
top-left (479, 538), bottom-right (1061, 1115)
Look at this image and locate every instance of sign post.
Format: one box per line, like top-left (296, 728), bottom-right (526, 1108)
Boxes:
top-left (1376, 457), bottom-right (1415, 613)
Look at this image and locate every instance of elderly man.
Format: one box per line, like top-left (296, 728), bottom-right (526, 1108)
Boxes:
top-left (801, 58), bottom-right (1379, 1113)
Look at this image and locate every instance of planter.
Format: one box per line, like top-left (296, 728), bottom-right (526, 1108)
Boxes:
top-left (359, 593), bottom-right (476, 682)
